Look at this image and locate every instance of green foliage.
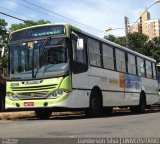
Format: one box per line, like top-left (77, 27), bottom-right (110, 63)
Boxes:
top-left (128, 32), bottom-right (148, 54)
top-left (0, 19), bottom-right (9, 69)
top-left (104, 34), bottom-right (126, 47)
top-left (148, 37), bottom-right (160, 62)
top-left (104, 34), bottom-right (117, 42)
top-left (9, 19), bottom-right (51, 31)
top-left (115, 36), bottom-right (126, 47)
top-left (0, 19), bottom-right (7, 27)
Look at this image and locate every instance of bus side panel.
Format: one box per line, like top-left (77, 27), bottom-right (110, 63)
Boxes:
top-left (59, 90), bottom-right (90, 108)
top-left (72, 71), bottom-right (90, 108)
top-left (141, 78), bottom-right (159, 105)
top-left (88, 67), bottom-right (125, 107)
top-left (124, 74), bottom-right (159, 106)
top-left (124, 74), bottom-right (141, 106)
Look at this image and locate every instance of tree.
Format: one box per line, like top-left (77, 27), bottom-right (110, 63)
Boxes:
top-left (0, 19), bottom-right (9, 69)
top-left (147, 37), bottom-right (160, 62)
top-left (128, 32), bottom-right (148, 55)
top-left (9, 19), bottom-right (51, 31)
top-left (104, 35), bottom-right (127, 47)
top-left (115, 36), bottom-right (126, 47)
top-left (104, 32), bottom-right (149, 54)
top-left (104, 34), bottom-right (117, 43)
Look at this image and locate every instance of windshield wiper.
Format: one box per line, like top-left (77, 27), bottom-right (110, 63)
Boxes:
top-left (40, 36), bottom-right (52, 58)
top-left (33, 36), bottom-right (52, 78)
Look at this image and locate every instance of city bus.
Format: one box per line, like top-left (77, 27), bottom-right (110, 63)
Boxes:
top-left (6, 23), bottom-right (159, 119)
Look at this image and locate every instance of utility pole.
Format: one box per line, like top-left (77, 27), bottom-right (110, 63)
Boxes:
top-left (125, 16), bottom-right (129, 48)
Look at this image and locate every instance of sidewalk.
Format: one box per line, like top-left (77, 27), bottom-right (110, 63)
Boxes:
top-left (0, 111), bottom-right (35, 120)
top-left (0, 111), bottom-right (82, 120)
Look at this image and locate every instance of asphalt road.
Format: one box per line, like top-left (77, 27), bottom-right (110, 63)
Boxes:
top-left (0, 109), bottom-right (160, 139)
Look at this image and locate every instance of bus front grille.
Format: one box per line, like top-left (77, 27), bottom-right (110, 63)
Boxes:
top-left (17, 92), bottom-right (49, 100)
top-left (10, 84), bottom-right (57, 91)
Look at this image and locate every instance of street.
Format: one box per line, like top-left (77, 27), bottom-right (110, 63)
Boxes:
top-left (0, 109), bottom-right (160, 138)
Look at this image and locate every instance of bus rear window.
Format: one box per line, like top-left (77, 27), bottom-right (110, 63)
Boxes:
top-left (10, 25), bottom-right (65, 41)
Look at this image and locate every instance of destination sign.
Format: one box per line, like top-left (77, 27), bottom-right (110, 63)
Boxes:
top-left (10, 25), bottom-right (65, 41)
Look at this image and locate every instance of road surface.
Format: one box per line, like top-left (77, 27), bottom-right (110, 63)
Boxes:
top-left (0, 109), bottom-right (160, 139)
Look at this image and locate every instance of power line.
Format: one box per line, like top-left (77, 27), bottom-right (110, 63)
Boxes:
top-left (11, 1), bottom-right (59, 21)
top-left (0, 11), bottom-right (30, 23)
top-left (87, 0), bottom-right (124, 19)
top-left (0, 10), bottom-right (109, 36)
top-left (1, 0), bottom-right (113, 36)
top-left (5, 0), bottom-right (109, 34)
top-left (0, 5), bottom-right (38, 21)
top-left (82, 0), bottom-right (125, 24)
top-left (129, 1), bottom-right (158, 30)
top-left (21, 0), bottom-right (108, 34)
top-left (127, 0), bottom-right (155, 25)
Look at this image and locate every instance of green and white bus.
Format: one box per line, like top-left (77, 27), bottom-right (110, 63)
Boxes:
top-left (6, 23), bottom-right (159, 119)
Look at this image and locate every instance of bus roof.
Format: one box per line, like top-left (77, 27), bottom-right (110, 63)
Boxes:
top-left (10, 23), bottom-right (156, 62)
top-left (10, 23), bottom-right (68, 34)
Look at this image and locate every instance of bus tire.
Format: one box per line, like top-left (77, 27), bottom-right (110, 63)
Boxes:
top-left (85, 90), bottom-right (102, 117)
top-left (130, 94), bottom-right (146, 114)
top-left (138, 94), bottom-right (146, 113)
top-left (35, 109), bottom-right (52, 119)
top-left (0, 96), bottom-right (5, 112)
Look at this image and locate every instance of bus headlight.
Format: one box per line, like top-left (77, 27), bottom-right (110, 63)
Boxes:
top-left (47, 89), bottom-right (69, 99)
top-left (6, 93), bottom-right (19, 101)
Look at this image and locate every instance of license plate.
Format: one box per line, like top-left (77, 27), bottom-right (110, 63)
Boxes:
top-left (24, 102), bottom-right (34, 106)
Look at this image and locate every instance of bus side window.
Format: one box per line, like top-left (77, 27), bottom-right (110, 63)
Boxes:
top-left (115, 49), bottom-right (126, 72)
top-left (88, 38), bottom-right (101, 67)
top-left (102, 44), bottom-right (114, 70)
top-left (152, 62), bottom-right (156, 79)
top-left (128, 53), bottom-right (136, 75)
top-left (72, 38), bottom-right (86, 64)
top-left (146, 60), bottom-right (152, 78)
top-left (137, 57), bottom-right (145, 77)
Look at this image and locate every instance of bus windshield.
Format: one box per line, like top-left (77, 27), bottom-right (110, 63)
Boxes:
top-left (8, 37), bottom-right (69, 80)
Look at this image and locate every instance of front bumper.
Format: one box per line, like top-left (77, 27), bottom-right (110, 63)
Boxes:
top-left (5, 93), bottom-right (70, 109)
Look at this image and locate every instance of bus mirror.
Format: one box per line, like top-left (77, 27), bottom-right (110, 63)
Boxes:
top-left (1, 47), bottom-right (5, 57)
top-left (77, 38), bottom-right (84, 50)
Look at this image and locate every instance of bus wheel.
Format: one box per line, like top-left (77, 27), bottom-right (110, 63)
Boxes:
top-left (35, 109), bottom-right (52, 119)
top-left (0, 96), bottom-right (5, 112)
top-left (138, 95), bottom-right (146, 113)
top-left (130, 95), bottom-right (146, 114)
top-left (85, 91), bottom-right (102, 117)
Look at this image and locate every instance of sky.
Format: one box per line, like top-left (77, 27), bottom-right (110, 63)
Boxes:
top-left (0, 0), bottom-right (160, 38)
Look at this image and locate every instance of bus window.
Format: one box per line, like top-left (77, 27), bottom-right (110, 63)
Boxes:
top-left (146, 60), bottom-right (152, 78)
top-left (128, 53), bottom-right (136, 75)
top-left (152, 62), bottom-right (156, 79)
top-left (102, 44), bottom-right (114, 70)
top-left (72, 37), bottom-right (86, 64)
top-left (137, 57), bottom-right (145, 77)
top-left (115, 49), bottom-right (126, 72)
top-left (88, 38), bottom-right (101, 67)
top-left (12, 48), bottom-right (19, 74)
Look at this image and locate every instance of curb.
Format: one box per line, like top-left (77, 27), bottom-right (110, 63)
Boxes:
top-left (0, 108), bottom-right (130, 120)
top-left (0, 111), bottom-right (35, 120)
top-left (0, 111), bottom-right (82, 120)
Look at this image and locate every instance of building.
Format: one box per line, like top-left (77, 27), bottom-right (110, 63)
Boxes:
top-left (139, 10), bottom-right (150, 34)
top-left (128, 22), bottom-right (140, 33)
top-left (144, 19), bottom-right (160, 40)
top-left (128, 11), bottom-right (160, 40)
